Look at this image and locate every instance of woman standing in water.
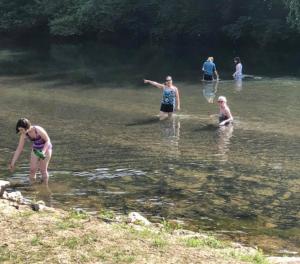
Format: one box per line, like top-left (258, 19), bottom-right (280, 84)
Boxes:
top-left (217, 96), bottom-right (233, 126)
top-left (9, 118), bottom-right (52, 184)
top-left (233, 57), bottom-right (243, 80)
top-left (144, 76), bottom-right (180, 120)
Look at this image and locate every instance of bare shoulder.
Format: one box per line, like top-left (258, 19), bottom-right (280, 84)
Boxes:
top-left (35, 125), bottom-right (47, 134)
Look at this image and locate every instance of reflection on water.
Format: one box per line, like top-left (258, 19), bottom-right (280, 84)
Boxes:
top-left (216, 125), bottom-right (234, 163)
top-left (202, 80), bottom-right (218, 103)
top-left (0, 44), bottom-right (299, 255)
top-left (234, 79), bottom-right (243, 91)
top-left (159, 117), bottom-right (181, 158)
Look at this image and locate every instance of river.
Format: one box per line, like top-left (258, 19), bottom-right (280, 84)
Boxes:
top-left (0, 42), bottom-right (299, 255)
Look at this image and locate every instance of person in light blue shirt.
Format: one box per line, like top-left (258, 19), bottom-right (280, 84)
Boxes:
top-left (202, 57), bottom-right (219, 81)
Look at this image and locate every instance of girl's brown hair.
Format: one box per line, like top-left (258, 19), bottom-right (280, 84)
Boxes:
top-left (16, 118), bottom-right (31, 133)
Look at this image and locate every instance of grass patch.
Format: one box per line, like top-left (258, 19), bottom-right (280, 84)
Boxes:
top-left (184, 236), bottom-right (224, 249)
top-left (113, 251), bottom-right (135, 263)
top-left (31, 235), bottom-right (43, 246)
top-left (161, 219), bottom-right (182, 233)
top-left (98, 209), bottom-right (115, 220)
top-left (56, 219), bottom-right (82, 229)
top-left (0, 246), bottom-right (13, 262)
top-left (152, 237), bottom-right (168, 248)
top-left (58, 236), bottom-right (81, 249)
top-left (231, 250), bottom-right (270, 264)
top-left (68, 208), bottom-right (89, 220)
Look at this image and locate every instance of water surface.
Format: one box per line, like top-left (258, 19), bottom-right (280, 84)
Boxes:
top-left (0, 45), bottom-right (299, 255)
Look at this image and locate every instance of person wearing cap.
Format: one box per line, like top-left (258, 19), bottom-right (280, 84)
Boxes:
top-left (202, 57), bottom-right (219, 81)
top-left (144, 76), bottom-right (180, 120)
top-left (217, 96), bottom-right (233, 126)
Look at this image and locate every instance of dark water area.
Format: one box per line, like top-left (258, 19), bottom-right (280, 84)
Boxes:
top-left (0, 42), bottom-right (299, 256)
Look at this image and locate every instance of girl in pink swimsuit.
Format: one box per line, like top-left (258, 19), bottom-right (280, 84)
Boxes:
top-left (9, 118), bottom-right (52, 184)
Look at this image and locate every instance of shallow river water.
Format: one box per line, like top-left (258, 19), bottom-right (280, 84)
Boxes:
top-left (0, 44), bottom-right (299, 255)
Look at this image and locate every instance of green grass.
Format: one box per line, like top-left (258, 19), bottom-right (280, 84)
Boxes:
top-left (31, 235), bottom-right (43, 246)
top-left (184, 236), bottom-right (224, 249)
top-left (98, 209), bottom-right (115, 220)
top-left (152, 237), bottom-right (168, 248)
top-left (161, 219), bottom-right (182, 233)
top-left (231, 250), bottom-right (270, 264)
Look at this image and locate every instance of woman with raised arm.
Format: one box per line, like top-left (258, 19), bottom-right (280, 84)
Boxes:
top-left (9, 118), bottom-right (52, 185)
top-left (144, 76), bottom-right (180, 120)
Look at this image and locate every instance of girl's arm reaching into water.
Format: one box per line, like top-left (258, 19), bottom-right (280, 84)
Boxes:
top-left (144, 79), bottom-right (164, 89)
top-left (9, 133), bottom-right (26, 172)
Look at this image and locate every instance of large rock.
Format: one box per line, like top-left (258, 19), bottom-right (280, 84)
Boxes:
top-left (0, 180), bottom-right (10, 197)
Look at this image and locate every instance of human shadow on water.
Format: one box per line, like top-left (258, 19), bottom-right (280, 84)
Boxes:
top-left (125, 117), bottom-right (160, 127)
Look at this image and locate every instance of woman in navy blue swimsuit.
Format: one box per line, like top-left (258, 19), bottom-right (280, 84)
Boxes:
top-left (144, 76), bottom-right (180, 120)
top-left (9, 118), bottom-right (52, 184)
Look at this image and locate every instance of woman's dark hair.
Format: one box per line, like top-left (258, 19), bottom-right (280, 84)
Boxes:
top-left (16, 118), bottom-right (31, 133)
top-left (234, 57), bottom-right (241, 64)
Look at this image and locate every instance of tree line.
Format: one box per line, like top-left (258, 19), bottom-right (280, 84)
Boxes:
top-left (0, 0), bottom-right (299, 46)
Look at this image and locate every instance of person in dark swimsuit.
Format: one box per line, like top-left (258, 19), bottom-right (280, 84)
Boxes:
top-left (9, 118), bottom-right (52, 184)
top-left (144, 76), bottom-right (180, 120)
top-left (217, 96), bottom-right (233, 126)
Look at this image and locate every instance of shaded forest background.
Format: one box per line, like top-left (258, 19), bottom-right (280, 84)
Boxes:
top-left (0, 0), bottom-right (300, 47)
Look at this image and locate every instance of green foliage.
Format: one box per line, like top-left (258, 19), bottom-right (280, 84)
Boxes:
top-left (285, 0), bottom-right (300, 31)
top-left (0, 0), bottom-right (299, 45)
top-left (184, 236), bottom-right (224, 249)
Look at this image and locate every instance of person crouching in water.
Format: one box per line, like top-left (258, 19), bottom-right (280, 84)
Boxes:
top-left (144, 76), bottom-right (180, 120)
top-left (9, 118), bottom-right (52, 184)
top-left (217, 96), bottom-right (233, 126)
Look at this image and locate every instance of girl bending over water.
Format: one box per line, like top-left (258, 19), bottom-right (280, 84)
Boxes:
top-left (9, 118), bottom-right (52, 184)
top-left (144, 76), bottom-right (180, 120)
top-left (217, 96), bottom-right (233, 126)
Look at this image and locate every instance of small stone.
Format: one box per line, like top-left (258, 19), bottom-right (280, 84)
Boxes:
top-left (128, 212), bottom-right (151, 226)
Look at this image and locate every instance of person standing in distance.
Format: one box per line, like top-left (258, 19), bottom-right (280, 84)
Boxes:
top-left (9, 118), bottom-right (52, 185)
top-left (144, 76), bottom-right (180, 120)
top-left (233, 57), bottom-right (243, 80)
top-left (202, 57), bottom-right (219, 81)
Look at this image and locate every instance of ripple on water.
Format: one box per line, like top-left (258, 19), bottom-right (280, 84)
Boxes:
top-left (73, 167), bottom-right (147, 180)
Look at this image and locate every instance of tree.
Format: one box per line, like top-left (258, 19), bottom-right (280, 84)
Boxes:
top-left (285, 0), bottom-right (300, 31)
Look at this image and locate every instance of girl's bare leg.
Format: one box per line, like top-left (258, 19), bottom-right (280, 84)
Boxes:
top-left (159, 111), bottom-right (169, 121)
top-left (39, 149), bottom-right (52, 185)
top-left (29, 152), bottom-right (39, 183)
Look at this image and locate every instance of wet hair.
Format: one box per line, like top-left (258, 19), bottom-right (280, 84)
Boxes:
top-left (217, 96), bottom-right (227, 103)
top-left (234, 57), bottom-right (241, 64)
top-left (16, 118), bottom-right (31, 133)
